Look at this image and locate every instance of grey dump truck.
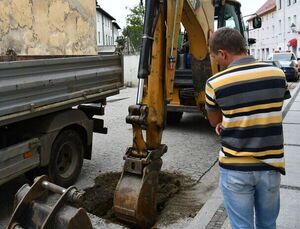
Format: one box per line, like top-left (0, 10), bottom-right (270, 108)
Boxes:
top-left (0, 55), bottom-right (123, 187)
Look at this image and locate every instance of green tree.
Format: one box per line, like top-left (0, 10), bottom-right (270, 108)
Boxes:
top-left (122, 4), bottom-right (144, 52)
top-left (114, 36), bottom-right (126, 54)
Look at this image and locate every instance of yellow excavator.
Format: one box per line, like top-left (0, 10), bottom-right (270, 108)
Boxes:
top-left (8, 1), bottom-right (261, 228)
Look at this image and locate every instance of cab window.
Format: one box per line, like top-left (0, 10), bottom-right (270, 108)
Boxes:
top-left (215, 3), bottom-right (243, 35)
top-left (223, 4), bottom-right (241, 30)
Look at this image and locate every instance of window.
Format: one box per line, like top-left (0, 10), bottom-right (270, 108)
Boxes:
top-left (288, 17), bottom-right (291, 30)
top-left (279, 20), bottom-right (282, 34)
top-left (293, 0), bottom-right (297, 3)
top-left (219, 4), bottom-right (241, 31)
top-left (288, 0), bottom-right (291, 6)
top-left (278, 0), bottom-right (281, 9)
top-left (98, 32), bottom-right (101, 44)
top-left (293, 15), bottom-right (297, 25)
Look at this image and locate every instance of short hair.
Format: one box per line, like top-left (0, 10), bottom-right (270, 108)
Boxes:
top-left (209, 27), bottom-right (247, 54)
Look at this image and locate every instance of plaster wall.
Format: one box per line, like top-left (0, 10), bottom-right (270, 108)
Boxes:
top-left (0, 0), bottom-right (97, 55)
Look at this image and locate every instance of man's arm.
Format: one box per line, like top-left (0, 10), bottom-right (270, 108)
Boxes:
top-left (205, 82), bottom-right (222, 127)
top-left (207, 110), bottom-right (222, 127)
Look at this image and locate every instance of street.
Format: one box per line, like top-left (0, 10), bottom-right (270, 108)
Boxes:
top-left (0, 82), bottom-right (298, 228)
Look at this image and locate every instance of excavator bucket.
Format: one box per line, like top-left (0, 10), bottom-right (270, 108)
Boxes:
top-left (114, 146), bottom-right (166, 228)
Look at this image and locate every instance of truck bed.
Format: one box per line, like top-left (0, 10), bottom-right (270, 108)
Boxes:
top-left (0, 55), bottom-right (123, 126)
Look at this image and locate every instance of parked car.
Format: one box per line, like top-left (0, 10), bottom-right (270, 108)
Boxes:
top-left (267, 52), bottom-right (299, 82)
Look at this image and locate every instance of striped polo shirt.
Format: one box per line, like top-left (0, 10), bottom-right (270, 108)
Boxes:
top-left (205, 56), bottom-right (290, 175)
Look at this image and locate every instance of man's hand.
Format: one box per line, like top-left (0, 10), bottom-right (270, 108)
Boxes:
top-left (215, 122), bottom-right (223, 135)
top-left (207, 110), bottom-right (222, 127)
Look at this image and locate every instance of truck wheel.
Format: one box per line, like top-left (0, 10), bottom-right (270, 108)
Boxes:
top-left (166, 111), bottom-right (183, 124)
top-left (48, 129), bottom-right (84, 187)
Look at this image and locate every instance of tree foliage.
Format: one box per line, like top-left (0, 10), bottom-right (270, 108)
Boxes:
top-left (114, 36), bottom-right (126, 54)
top-left (122, 4), bottom-right (144, 52)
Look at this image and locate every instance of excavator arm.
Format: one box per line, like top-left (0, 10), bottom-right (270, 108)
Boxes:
top-left (113, 0), bottom-right (219, 227)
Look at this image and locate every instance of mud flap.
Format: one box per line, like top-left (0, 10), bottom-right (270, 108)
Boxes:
top-left (114, 145), bottom-right (166, 228)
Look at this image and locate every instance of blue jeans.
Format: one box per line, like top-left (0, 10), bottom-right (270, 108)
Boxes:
top-left (219, 167), bottom-right (281, 229)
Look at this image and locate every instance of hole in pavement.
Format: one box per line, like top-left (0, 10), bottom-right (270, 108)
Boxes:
top-left (78, 171), bottom-right (194, 225)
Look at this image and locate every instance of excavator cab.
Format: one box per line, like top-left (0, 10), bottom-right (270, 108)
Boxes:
top-left (215, 0), bottom-right (261, 47)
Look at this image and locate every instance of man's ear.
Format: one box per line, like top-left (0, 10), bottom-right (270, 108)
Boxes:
top-left (218, 49), bottom-right (227, 60)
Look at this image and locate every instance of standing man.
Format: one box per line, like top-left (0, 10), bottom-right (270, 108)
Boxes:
top-left (205, 28), bottom-right (290, 229)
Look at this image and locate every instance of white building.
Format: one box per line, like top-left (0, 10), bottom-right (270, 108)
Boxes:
top-left (248, 0), bottom-right (300, 60)
top-left (96, 4), bottom-right (121, 53)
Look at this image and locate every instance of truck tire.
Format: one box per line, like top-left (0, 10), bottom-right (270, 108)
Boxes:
top-left (48, 129), bottom-right (84, 187)
top-left (166, 111), bottom-right (183, 124)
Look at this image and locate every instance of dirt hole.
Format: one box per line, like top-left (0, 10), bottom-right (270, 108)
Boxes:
top-left (78, 171), bottom-right (193, 224)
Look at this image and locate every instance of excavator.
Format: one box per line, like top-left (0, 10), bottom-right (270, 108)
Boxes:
top-left (8, 0), bottom-right (261, 228)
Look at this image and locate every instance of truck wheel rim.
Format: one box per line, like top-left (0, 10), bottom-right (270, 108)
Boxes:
top-left (56, 142), bottom-right (78, 178)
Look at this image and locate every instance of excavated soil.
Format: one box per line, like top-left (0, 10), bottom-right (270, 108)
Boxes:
top-left (78, 171), bottom-right (194, 225)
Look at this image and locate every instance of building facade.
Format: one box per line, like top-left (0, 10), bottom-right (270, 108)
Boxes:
top-left (248, 0), bottom-right (300, 60)
top-left (96, 4), bottom-right (120, 52)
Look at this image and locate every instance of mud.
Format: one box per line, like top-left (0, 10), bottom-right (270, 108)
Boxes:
top-left (78, 171), bottom-right (194, 225)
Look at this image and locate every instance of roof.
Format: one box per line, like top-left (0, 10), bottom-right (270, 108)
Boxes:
top-left (96, 5), bottom-right (116, 21)
top-left (112, 21), bottom-right (121, 29)
top-left (247, 0), bottom-right (276, 21)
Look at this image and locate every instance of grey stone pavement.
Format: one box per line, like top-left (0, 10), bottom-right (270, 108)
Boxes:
top-left (188, 81), bottom-right (300, 229)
